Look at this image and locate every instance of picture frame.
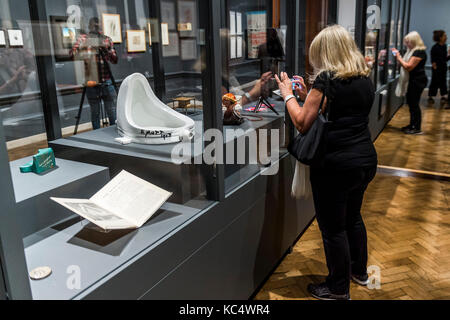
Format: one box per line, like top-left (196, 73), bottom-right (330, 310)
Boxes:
top-left (127, 30), bottom-right (146, 53)
top-left (163, 32), bottom-right (179, 57)
top-left (149, 19), bottom-right (160, 44)
top-left (7, 29), bottom-right (24, 47)
top-left (102, 13), bottom-right (122, 43)
top-left (181, 39), bottom-right (197, 60)
top-left (177, 0), bottom-right (197, 37)
top-left (0, 30), bottom-right (6, 47)
top-left (161, 23), bottom-right (170, 46)
top-left (177, 23), bottom-right (192, 32)
top-left (50, 15), bottom-right (79, 62)
top-left (161, 1), bottom-right (176, 30)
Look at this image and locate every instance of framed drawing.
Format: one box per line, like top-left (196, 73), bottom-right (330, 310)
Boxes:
top-left (127, 30), bottom-right (146, 53)
top-left (230, 36), bottom-right (236, 59)
top-left (230, 11), bottom-right (236, 35)
top-left (149, 19), bottom-right (160, 43)
top-left (236, 36), bottom-right (243, 58)
top-left (181, 39), bottom-right (197, 60)
top-left (177, 0), bottom-right (197, 37)
top-left (0, 30), bottom-right (6, 46)
top-left (177, 23), bottom-right (192, 32)
top-left (49, 16), bottom-right (78, 62)
top-left (8, 29), bottom-right (24, 47)
top-left (163, 32), bottom-right (179, 57)
top-left (102, 13), bottom-right (122, 43)
top-left (161, 1), bottom-right (176, 30)
top-left (161, 23), bottom-right (170, 45)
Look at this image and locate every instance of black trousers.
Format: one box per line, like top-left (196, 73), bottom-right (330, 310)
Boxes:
top-left (310, 165), bottom-right (377, 294)
top-left (406, 81), bottom-right (427, 130)
top-left (429, 68), bottom-right (448, 97)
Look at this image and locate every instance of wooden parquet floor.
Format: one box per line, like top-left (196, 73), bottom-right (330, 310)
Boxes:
top-left (255, 98), bottom-right (450, 300)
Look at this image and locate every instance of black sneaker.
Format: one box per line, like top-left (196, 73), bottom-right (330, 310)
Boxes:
top-left (404, 127), bottom-right (423, 135)
top-left (401, 125), bottom-right (413, 132)
top-left (307, 283), bottom-right (350, 301)
top-left (352, 274), bottom-right (369, 286)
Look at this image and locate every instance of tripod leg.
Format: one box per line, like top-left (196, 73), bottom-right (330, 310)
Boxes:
top-left (100, 100), bottom-right (108, 128)
top-left (262, 97), bottom-right (279, 115)
top-left (74, 86), bottom-right (87, 135)
top-left (254, 97), bottom-right (263, 113)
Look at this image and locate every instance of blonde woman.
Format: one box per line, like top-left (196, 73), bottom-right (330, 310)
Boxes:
top-left (392, 31), bottom-right (428, 134)
top-left (275, 25), bottom-right (377, 300)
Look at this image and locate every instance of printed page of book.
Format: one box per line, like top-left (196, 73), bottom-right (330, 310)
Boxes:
top-left (91, 171), bottom-right (173, 228)
top-left (50, 198), bottom-right (136, 230)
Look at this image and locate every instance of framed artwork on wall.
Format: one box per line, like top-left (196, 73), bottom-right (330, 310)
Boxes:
top-left (177, 0), bottom-right (197, 37)
top-left (7, 29), bottom-right (24, 47)
top-left (50, 16), bottom-right (78, 62)
top-left (181, 39), bottom-right (197, 60)
top-left (162, 32), bottom-right (179, 57)
top-left (161, 1), bottom-right (176, 30)
top-left (127, 30), bottom-right (146, 53)
top-left (149, 19), bottom-right (160, 44)
top-left (161, 23), bottom-right (170, 45)
top-left (0, 30), bottom-right (6, 46)
top-left (246, 11), bottom-right (267, 59)
top-left (102, 13), bottom-right (122, 43)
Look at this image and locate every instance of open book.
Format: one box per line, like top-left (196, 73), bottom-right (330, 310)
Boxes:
top-left (51, 171), bottom-right (172, 231)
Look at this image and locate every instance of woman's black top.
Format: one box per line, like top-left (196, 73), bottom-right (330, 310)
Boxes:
top-left (431, 43), bottom-right (449, 70)
top-left (409, 50), bottom-right (428, 87)
top-left (312, 72), bottom-right (378, 171)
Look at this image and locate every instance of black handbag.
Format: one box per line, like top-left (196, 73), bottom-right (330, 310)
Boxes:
top-left (288, 77), bottom-right (332, 166)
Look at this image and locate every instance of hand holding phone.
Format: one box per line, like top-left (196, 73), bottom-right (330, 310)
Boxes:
top-left (292, 75), bottom-right (307, 101)
top-left (292, 76), bottom-right (303, 90)
top-left (391, 48), bottom-right (399, 57)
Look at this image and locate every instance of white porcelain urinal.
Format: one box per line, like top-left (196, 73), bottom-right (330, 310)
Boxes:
top-left (115, 73), bottom-right (195, 145)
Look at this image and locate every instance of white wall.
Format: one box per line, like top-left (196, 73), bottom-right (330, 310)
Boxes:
top-left (337, 0), bottom-right (357, 38)
top-left (409, 0), bottom-right (450, 58)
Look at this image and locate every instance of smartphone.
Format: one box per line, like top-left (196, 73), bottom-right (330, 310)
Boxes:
top-left (292, 76), bottom-right (303, 90)
top-left (391, 49), bottom-right (397, 57)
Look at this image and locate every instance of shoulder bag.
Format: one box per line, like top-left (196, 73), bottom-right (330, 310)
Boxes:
top-left (287, 75), bottom-right (332, 166)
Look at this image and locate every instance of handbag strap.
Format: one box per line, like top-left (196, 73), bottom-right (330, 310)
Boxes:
top-left (318, 90), bottom-right (327, 115)
top-left (318, 72), bottom-right (332, 118)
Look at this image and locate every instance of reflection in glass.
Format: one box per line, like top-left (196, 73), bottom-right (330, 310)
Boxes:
top-left (222, 0), bottom-right (288, 192)
top-left (70, 17), bottom-right (119, 130)
top-left (376, 0), bottom-right (391, 88)
top-left (0, 0), bottom-right (46, 143)
top-left (388, 0), bottom-right (399, 80)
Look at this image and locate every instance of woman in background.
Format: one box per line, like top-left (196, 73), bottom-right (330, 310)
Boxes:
top-left (428, 30), bottom-right (449, 104)
top-left (392, 31), bottom-right (428, 135)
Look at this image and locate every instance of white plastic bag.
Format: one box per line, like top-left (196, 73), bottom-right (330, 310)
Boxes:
top-left (291, 161), bottom-right (312, 199)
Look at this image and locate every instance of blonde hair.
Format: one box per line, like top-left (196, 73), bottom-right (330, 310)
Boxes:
top-left (309, 25), bottom-right (371, 81)
top-left (404, 31), bottom-right (427, 52)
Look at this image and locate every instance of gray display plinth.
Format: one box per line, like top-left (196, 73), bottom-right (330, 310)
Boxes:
top-left (24, 202), bottom-right (206, 300)
top-left (50, 107), bottom-right (285, 205)
top-left (10, 157), bottom-right (109, 238)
